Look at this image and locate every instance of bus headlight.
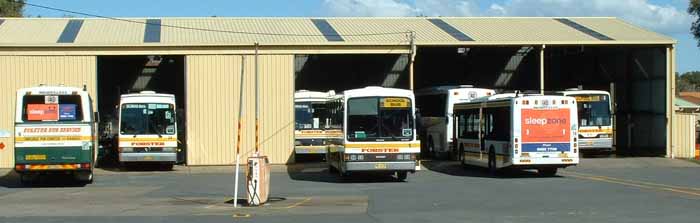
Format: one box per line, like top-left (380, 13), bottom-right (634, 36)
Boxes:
top-left (350, 154), bottom-right (357, 161)
top-left (599, 134), bottom-right (611, 138)
top-left (295, 140), bottom-right (302, 146)
top-left (162, 147), bottom-right (176, 152)
top-left (357, 155), bottom-right (364, 161)
top-left (120, 147), bottom-right (133, 152)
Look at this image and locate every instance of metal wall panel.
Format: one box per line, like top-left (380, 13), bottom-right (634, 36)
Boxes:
top-left (186, 54), bottom-right (294, 165)
top-left (0, 56), bottom-right (97, 168)
top-left (672, 113), bottom-right (696, 158)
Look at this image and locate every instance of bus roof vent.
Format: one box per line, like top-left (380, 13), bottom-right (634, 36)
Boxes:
top-left (140, 90), bottom-right (157, 94)
top-left (459, 85), bottom-right (474, 88)
top-left (327, 90), bottom-right (336, 96)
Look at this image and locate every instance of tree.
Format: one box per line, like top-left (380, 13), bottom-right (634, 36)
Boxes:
top-left (677, 71), bottom-right (700, 93)
top-left (691, 0), bottom-right (700, 47)
top-left (0, 0), bottom-right (24, 17)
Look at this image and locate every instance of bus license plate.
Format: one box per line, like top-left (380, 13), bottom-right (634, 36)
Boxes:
top-left (375, 163), bottom-right (387, 169)
top-left (25, 154), bottom-right (46, 160)
top-left (144, 156), bottom-right (153, 161)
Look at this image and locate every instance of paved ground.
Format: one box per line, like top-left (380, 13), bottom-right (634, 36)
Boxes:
top-left (0, 158), bottom-right (698, 223)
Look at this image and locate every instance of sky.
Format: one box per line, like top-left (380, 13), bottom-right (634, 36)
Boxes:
top-left (21, 0), bottom-right (700, 73)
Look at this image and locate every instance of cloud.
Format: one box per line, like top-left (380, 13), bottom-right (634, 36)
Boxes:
top-left (488, 0), bottom-right (692, 34)
top-left (414, 0), bottom-right (479, 16)
top-left (322, 0), bottom-right (691, 34)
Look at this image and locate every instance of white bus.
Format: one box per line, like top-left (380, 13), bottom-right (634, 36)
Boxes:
top-left (294, 90), bottom-right (343, 158)
top-left (559, 90), bottom-right (613, 154)
top-left (14, 85), bottom-right (97, 184)
top-left (117, 91), bottom-right (178, 169)
top-left (454, 93), bottom-right (579, 176)
top-left (327, 87), bottom-right (420, 181)
top-left (415, 85), bottom-right (495, 159)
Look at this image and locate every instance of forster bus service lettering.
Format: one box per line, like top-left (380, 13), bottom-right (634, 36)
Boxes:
top-left (521, 108), bottom-right (571, 152)
top-left (23, 127), bottom-right (81, 133)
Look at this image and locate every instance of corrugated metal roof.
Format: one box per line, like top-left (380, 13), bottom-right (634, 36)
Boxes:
top-left (0, 17), bottom-right (675, 47)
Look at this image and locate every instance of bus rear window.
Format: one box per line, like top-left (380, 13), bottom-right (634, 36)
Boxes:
top-left (22, 95), bottom-right (83, 122)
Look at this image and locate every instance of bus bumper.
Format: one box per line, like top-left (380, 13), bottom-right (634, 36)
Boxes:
top-left (119, 152), bottom-right (177, 162)
top-left (578, 138), bottom-right (613, 151)
top-left (294, 146), bottom-right (327, 154)
top-left (513, 157), bottom-right (579, 168)
top-left (345, 161), bottom-right (416, 172)
top-left (15, 163), bottom-right (91, 172)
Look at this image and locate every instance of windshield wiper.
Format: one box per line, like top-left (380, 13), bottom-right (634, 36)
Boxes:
top-left (148, 118), bottom-right (163, 138)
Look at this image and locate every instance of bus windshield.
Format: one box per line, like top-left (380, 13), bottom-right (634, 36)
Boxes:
top-left (120, 103), bottom-right (176, 135)
top-left (22, 95), bottom-right (84, 122)
top-left (295, 102), bottom-right (335, 130)
top-left (347, 97), bottom-right (414, 141)
top-left (573, 94), bottom-right (611, 127)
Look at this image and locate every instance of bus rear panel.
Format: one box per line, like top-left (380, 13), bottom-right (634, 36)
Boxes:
top-left (512, 96), bottom-right (579, 168)
top-left (455, 94), bottom-right (578, 175)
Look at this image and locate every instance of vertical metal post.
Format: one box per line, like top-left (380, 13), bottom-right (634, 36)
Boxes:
top-left (255, 42), bottom-right (260, 155)
top-left (540, 44), bottom-right (546, 95)
top-left (667, 45), bottom-right (675, 158)
top-left (409, 31), bottom-right (416, 90)
top-left (234, 56), bottom-right (246, 208)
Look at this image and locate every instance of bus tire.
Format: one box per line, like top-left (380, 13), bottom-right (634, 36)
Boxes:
top-left (488, 148), bottom-right (497, 175)
top-left (161, 163), bottom-right (174, 171)
top-left (75, 171), bottom-right (94, 184)
top-left (328, 163), bottom-right (338, 173)
top-left (396, 171), bottom-right (408, 181)
top-left (428, 137), bottom-right (436, 159)
top-left (538, 168), bottom-right (558, 177)
top-left (19, 173), bottom-right (35, 186)
top-left (340, 170), bottom-right (351, 179)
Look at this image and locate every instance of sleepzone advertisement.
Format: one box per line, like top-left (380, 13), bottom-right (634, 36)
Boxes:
top-left (521, 108), bottom-right (571, 152)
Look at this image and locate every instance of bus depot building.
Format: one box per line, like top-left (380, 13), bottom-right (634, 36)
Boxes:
top-left (0, 17), bottom-right (679, 168)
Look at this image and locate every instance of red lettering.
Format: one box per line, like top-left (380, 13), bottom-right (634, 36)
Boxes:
top-left (360, 148), bottom-right (400, 153)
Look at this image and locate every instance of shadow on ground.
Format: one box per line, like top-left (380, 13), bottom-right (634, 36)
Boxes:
top-left (421, 160), bottom-right (562, 179)
top-left (286, 163), bottom-right (407, 183)
top-left (0, 171), bottom-right (88, 188)
top-left (97, 156), bottom-right (177, 173)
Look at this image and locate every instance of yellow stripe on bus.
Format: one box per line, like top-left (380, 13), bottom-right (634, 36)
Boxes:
top-left (579, 129), bottom-right (613, 134)
top-left (15, 136), bottom-right (92, 142)
top-left (119, 138), bottom-right (177, 142)
top-left (345, 143), bottom-right (420, 148)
